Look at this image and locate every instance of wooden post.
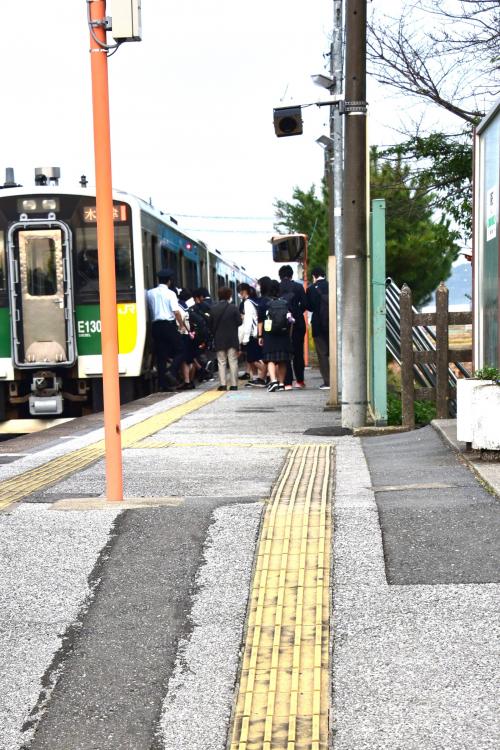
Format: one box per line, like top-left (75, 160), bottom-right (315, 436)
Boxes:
top-left (436, 282), bottom-right (449, 419)
top-left (400, 284), bottom-right (415, 429)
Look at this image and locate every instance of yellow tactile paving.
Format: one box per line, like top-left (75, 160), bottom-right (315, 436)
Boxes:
top-left (229, 443), bottom-right (333, 750)
top-left (133, 440), bottom-right (295, 450)
top-left (0, 389), bottom-right (225, 510)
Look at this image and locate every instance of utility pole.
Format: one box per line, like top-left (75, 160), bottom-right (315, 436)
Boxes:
top-left (325, 0), bottom-right (344, 407)
top-left (341, 0), bottom-right (368, 428)
top-left (331, 0), bottom-right (344, 407)
top-left (88, 0), bottom-right (123, 500)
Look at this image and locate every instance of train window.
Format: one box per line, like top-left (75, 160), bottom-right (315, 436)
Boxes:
top-left (217, 274), bottom-right (225, 291)
top-left (25, 236), bottom-right (57, 296)
top-left (0, 232), bottom-right (5, 291)
top-left (185, 259), bottom-right (198, 290)
top-left (151, 235), bottom-right (158, 281)
top-left (75, 225), bottom-right (134, 293)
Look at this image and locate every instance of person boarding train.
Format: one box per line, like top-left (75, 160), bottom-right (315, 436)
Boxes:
top-left (146, 269), bottom-right (187, 391)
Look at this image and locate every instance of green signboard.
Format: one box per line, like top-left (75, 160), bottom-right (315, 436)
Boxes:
top-left (0, 307), bottom-right (11, 358)
top-left (75, 304), bottom-right (102, 355)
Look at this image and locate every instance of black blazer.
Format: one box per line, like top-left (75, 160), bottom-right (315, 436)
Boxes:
top-left (209, 301), bottom-right (242, 350)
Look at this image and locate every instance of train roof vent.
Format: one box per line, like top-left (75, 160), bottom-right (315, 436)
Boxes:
top-left (35, 167), bottom-right (61, 186)
top-left (4, 167), bottom-right (17, 187)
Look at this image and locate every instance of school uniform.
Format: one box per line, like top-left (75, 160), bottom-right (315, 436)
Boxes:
top-left (209, 301), bottom-right (242, 387)
top-left (258, 296), bottom-right (292, 363)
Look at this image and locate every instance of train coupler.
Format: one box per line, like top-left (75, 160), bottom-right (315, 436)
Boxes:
top-left (29, 372), bottom-right (63, 416)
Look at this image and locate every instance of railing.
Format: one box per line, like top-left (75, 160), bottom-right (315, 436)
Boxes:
top-left (397, 282), bottom-right (472, 428)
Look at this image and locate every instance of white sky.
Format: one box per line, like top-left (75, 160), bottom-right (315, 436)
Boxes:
top-left (0, 1), bottom-right (467, 277)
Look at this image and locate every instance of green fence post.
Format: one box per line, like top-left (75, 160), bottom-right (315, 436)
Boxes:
top-left (370, 199), bottom-right (387, 424)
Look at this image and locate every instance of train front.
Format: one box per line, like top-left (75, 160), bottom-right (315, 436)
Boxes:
top-left (0, 167), bottom-right (142, 418)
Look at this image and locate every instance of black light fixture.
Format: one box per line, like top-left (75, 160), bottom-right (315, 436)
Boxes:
top-left (273, 106), bottom-right (303, 137)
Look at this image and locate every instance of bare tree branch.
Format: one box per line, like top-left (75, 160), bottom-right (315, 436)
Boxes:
top-left (368, 0), bottom-right (500, 124)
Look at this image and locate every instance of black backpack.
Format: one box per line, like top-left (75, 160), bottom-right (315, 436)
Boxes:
top-left (188, 307), bottom-right (210, 346)
top-left (266, 298), bottom-right (289, 335)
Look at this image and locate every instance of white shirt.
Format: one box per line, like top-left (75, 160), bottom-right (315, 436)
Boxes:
top-left (147, 284), bottom-right (179, 322)
top-left (239, 298), bottom-right (258, 345)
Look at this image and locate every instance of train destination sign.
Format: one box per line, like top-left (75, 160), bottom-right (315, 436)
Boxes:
top-left (82, 204), bottom-right (128, 223)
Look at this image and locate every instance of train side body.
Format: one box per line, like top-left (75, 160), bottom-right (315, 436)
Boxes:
top-left (0, 181), bottom-right (255, 417)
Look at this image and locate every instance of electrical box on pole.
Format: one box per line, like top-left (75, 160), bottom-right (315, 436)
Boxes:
top-left (111, 0), bottom-right (142, 42)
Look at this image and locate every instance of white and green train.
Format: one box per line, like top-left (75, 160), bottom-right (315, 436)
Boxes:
top-left (0, 167), bottom-right (254, 418)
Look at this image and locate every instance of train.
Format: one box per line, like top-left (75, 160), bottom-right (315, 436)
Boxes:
top-left (0, 167), bottom-right (255, 418)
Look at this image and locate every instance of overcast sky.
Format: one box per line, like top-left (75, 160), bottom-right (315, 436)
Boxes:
top-left (0, 1), bottom-right (461, 277)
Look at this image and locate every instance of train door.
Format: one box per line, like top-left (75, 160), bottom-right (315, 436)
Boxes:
top-left (7, 221), bottom-right (76, 367)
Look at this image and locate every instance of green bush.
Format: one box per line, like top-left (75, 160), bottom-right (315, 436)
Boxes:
top-left (414, 400), bottom-right (437, 424)
top-left (473, 366), bottom-right (500, 381)
top-left (387, 393), bottom-right (437, 426)
top-left (387, 393), bottom-right (402, 425)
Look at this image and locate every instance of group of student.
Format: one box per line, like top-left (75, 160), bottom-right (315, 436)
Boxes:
top-left (146, 265), bottom-right (330, 393)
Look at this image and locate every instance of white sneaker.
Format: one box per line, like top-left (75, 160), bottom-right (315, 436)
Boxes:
top-left (319, 383), bottom-right (330, 390)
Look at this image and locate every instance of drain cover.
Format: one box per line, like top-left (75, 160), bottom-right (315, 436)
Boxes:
top-left (303, 426), bottom-right (352, 436)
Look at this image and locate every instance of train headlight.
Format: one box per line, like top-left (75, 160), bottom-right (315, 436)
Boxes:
top-left (20, 199), bottom-right (37, 212)
top-left (42, 198), bottom-right (59, 211)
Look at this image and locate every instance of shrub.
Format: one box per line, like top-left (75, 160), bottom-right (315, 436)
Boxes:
top-left (387, 393), bottom-right (436, 426)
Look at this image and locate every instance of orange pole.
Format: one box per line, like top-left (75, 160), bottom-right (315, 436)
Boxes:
top-left (89, 0), bottom-right (123, 501)
top-left (303, 236), bottom-right (309, 367)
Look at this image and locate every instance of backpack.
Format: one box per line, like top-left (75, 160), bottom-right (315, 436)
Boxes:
top-left (315, 284), bottom-right (329, 332)
top-left (188, 307), bottom-right (210, 347)
top-left (265, 298), bottom-right (289, 335)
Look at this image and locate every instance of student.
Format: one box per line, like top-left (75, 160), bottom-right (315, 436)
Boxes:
top-left (306, 266), bottom-right (330, 389)
top-left (176, 289), bottom-right (198, 390)
top-left (258, 280), bottom-right (293, 392)
top-left (146, 269), bottom-right (187, 391)
top-left (193, 287), bottom-right (213, 313)
top-left (209, 287), bottom-right (242, 391)
top-left (278, 264), bottom-right (307, 389)
top-left (238, 283), bottom-right (266, 387)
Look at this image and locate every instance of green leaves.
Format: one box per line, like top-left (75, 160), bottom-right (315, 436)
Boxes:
top-left (274, 150), bottom-right (461, 304)
top-left (381, 130), bottom-right (473, 237)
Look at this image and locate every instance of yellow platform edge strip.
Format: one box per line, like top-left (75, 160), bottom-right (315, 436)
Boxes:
top-left (0, 389), bottom-right (225, 510)
top-left (229, 443), bottom-right (333, 750)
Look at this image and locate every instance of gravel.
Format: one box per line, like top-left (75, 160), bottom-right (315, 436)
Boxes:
top-left (0, 504), bottom-right (119, 750)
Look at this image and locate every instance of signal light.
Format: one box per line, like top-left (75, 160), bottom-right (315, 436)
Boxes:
top-left (273, 106), bottom-right (303, 138)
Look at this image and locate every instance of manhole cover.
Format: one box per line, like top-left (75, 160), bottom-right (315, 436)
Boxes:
top-left (303, 426), bottom-right (352, 436)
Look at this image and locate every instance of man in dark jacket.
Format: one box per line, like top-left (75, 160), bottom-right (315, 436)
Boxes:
top-left (208, 287), bottom-right (242, 390)
top-left (306, 267), bottom-right (330, 389)
top-left (278, 265), bottom-right (307, 389)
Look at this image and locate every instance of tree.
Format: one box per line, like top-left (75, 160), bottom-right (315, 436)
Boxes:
top-left (274, 183), bottom-right (329, 272)
top-left (370, 148), bottom-right (460, 305)
top-left (381, 128), bottom-right (473, 236)
top-left (367, 0), bottom-right (499, 237)
top-left (368, 0), bottom-right (499, 124)
top-left (274, 150), bottom-right (461, 305)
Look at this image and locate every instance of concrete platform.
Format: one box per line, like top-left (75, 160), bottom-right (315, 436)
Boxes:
top-left (0, 377), bottom-right (498, 750)
top-left (432, 417), bottom-right (500, 497)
